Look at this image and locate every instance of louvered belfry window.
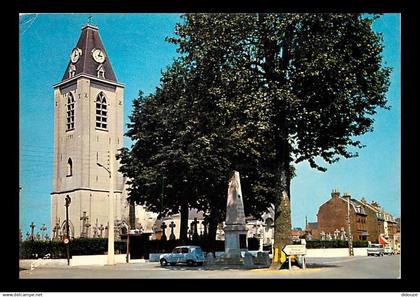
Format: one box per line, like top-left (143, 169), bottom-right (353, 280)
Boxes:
top-left (66, 93), bottom-right (75, 130)
top-left (96, 92), bottom-right (107, 130)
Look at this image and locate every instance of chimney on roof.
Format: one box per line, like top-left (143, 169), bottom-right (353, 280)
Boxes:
top-left (342, 193), bottom-right (351, 200)
top-left (371, 201), bottom-right (380, 208)
top-left (331, 189), bottom-right (340, 199)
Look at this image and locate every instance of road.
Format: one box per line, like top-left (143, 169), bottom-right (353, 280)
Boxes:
top-left (19, 255), bottom-right (400, 279)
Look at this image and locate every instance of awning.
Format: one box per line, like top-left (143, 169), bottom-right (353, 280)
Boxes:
top-left (379, 236), bottom-right (389, 245)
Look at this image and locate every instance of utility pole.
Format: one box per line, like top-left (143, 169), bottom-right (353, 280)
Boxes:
top-left (347, 195), bottom-right (354, 256)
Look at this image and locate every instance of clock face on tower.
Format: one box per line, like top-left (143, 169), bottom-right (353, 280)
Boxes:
top-left (92, 48), bottom-right (106, 63)
top-left (70, 48), bottom-right (82, 63)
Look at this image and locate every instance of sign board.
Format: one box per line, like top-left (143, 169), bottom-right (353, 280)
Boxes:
top-left (282, 244), bottom-right (306, 256)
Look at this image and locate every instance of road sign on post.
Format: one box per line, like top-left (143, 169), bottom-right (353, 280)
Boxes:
top-left (282, 244), bottom-right (306, 271)
top-left (282, 244), bottom-right (306, 256)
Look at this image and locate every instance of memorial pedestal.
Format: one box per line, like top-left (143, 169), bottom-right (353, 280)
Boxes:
top-left (224, 225), bottom-right (248, 259)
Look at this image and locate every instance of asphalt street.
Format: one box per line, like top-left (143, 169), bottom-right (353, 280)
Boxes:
top-left (19, 254), bottom-right (400, 279)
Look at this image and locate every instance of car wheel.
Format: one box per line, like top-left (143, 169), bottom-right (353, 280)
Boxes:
top-left (187, 260), bottom-right (195, 266)
top-left (160, 259), bottom-right (168, 267)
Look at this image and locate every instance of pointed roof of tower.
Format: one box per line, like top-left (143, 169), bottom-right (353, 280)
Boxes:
top-left (61, 24), bottom-right (117, 83)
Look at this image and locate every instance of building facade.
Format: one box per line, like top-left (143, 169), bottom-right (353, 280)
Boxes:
top-left (308, 190), bottom-right (399, 248)
top-left (50, 23), bottom-right (129, 239)
top-left (313, 190), bottom-right (368, 241)
top-left (359, 199), bottom-right (398, 246)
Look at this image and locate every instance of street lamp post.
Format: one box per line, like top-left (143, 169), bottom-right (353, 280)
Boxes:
top-left (65, 195), bottom-right (71, 265)
top-left (97, 144), bottom-right (115, 265)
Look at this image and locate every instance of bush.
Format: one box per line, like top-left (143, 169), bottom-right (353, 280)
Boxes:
top-left (144, 239), bottom-right (225, 254)
top-left (19, 238), bottom-right (127, 259)
top-left (352, 240), bottom-right (369, 248)
top-left (19, 240), bottom-right (63, 259)
top-left (305, 240), bottom-right (368, 249)
top-left (306, 240), bottom-right (348, 249)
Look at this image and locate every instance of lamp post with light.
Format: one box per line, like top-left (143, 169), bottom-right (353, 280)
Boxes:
top-left (64, 195), bottom-right (71, 265)
top-left (97, 145), bottom-right (115, 266)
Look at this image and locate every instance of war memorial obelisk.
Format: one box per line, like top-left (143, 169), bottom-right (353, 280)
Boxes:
top-left (224, 171), bottom-right (248, 260)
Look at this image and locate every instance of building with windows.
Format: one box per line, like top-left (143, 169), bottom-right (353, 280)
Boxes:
top-left (50, 23), bottom-right (156, 239)
top-left (359, 199), bottom-right (398, 246)
top-left (307, 190), bottom-right (399, 247)
top-left (310, 190), bottom-right (368, 241)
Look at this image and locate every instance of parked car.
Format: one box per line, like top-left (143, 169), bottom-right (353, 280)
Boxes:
top-left (367, 243), bottom-right (384, 256)
top-left (160, 245), bottom-right (206, 267)
top-left (384, 246), bottom-right (394, 255)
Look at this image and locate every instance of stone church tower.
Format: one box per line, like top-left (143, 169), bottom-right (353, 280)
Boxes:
top-left (50, 23), bottom-right (129, 239)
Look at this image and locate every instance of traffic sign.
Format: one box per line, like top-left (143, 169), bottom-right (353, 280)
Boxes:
top-left (282, 244), bottom-right (306, 256)
top-left (63, 238), bottom-right (69, 244)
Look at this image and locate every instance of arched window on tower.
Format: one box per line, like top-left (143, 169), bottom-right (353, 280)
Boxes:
top-left (97, 64), bottom-right (105, 79)
top-left (67, 158), bottom-right (73, 177)
top-left (69, 64), bottom-right (76, 78)
top-left (95, 92), bottom-right (107, 130)
top-left (66, 93), bottom-right (75, 131)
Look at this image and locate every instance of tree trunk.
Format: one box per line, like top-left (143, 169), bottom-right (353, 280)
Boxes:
top-left (208, 207), bottom-right (220, 255)
top-left (270, 137), bottom-right (292, 269)
top-left (129, 199), bottom-right (136, 228)
top-left (179, 201), bottom-right (189, 243)
top-left (257, 13), bottom-right (293, 269)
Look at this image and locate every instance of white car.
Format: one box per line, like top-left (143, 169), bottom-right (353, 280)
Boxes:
top-left (160, 245), bottom-right (205, 267)
top-left (384, 246), bottom-right (394, 255)
top-left (367, 243), bottom-right (384, 256)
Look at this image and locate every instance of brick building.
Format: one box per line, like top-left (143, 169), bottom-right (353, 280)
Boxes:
top-left (307, 190), bottom-right (399, 248)
top-left (311, 190), bottom-right (368, 241)
top-left (359, 199), bottom-right (398, 245)
top-left (359, 198), bottom-right (383, 242)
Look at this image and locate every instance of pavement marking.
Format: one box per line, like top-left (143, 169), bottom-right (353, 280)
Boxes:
top-left (249, 268), bottom-right (322, 274)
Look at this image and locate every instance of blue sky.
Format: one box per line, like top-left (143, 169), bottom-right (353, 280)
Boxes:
top-left (19, 13), bottom-right (400, 236)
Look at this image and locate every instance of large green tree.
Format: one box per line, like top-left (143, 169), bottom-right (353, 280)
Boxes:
top-left (119, 59), bottom-right (276, 242)
top-left (119, 43), bottom-right (278, 242)
top-left (118, 62), bottom-right (199, 241)
top-left (168, 13), bottom-right (391, 267)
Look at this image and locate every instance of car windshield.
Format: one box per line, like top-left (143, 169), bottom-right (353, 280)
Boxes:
top-left (190, 247), bottom-right (202, 254)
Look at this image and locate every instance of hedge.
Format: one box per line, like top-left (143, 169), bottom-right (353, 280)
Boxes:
top-left (21, 237), bottom-right (366, 259)
top-left (144, 239), bottom-right (226, 254)
top-left (19, 238), bottom-right (127, 259)
top-left (304, 240), bottom-right (368, 249)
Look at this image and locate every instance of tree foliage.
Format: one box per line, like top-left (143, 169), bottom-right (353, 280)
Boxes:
top-left (120, 13), bottom-right (390, 259)
top-left (168, 13), bottom-right (390, 262)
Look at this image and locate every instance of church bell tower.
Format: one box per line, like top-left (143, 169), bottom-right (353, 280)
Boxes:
top-left (50, 23), bottom-right (127, 239)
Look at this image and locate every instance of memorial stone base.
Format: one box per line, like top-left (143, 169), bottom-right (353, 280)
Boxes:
top-left (223, 225), bottom-right (248, 265)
